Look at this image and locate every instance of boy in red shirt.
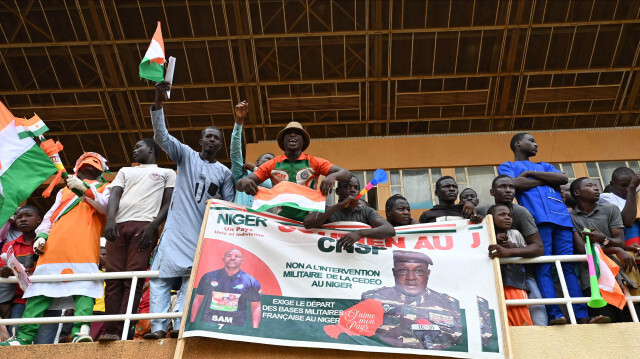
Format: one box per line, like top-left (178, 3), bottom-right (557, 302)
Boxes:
top-left (0, 206), bottom-right (62, 344)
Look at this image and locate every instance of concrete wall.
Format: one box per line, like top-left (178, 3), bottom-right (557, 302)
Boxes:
top-left (247, 127), bottom-right (640, 219)
top-left (246, 128), bottom-right (640, 171)
top-left (2, 323), bottom-right (639, 358)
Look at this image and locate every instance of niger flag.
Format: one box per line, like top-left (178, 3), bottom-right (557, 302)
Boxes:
top-left (16, 114), bottom-right (49, 139)
top-left (139, 21), bottom-right (165, 82)
top-left (595, 245), bottom-right (626, 309)
top-left (251, 181), bottom-right (326, 214)
top-left (0, 101), bottom-right (57, 226)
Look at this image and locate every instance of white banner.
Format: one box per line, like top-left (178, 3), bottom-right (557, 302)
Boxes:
top-left (181, 199), bottom-right (505, 358)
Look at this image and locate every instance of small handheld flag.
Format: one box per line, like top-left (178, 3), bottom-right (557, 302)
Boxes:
top-left (16, 114), bottom-right (49, 139)
top-left (139, 21), bottom-right (166, 82)
top-left (355, 169), bottom-right (389, 200)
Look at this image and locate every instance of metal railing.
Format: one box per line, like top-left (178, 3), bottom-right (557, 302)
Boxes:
top-left (0, 271), bottom-right (182, 340)
top-left (499, 254), bottom-right (640, 324)
top-left (0, 254), bottom-right (638, 344)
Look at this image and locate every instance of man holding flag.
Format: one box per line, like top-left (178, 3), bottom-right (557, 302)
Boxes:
top-left (570, 177), bottom-right (634, 322)
top-left (236, 121), bottom-right (351, 221)
top-left (1, 152), bottom-right (111, 345)
top-left (146, 81), bottom-right (235, 339)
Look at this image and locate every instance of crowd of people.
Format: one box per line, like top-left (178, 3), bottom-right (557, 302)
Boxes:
top-left (0, 81), bottom-right (639, 346)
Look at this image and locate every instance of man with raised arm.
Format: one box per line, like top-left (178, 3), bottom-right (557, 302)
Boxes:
top-left (229, 101), bottom-right (274, 207)
top-left (145, 81), bottom-right (235, 339)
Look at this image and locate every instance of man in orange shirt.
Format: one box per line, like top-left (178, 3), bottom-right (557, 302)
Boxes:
top-left (1, 153), bottom-right (110, 346)
top-left (236, 122), bottom-right (351, 221)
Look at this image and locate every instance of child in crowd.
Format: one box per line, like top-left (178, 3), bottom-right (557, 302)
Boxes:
top-left (0, 213), bottom-right (21, 338)
top-left (474, 175), bottom-right (547, 325)
top-left (488, 204), bottom-right (534, 326)
top-left (0, 206), bottom-right (61, 344)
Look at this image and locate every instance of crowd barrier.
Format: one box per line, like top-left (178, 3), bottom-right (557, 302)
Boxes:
top-left (0, 271), bottom-right (182, 340)
top-left (0, 254), bottom-right (638, 342)
top-left (501, 254), bottom-right (640, 323)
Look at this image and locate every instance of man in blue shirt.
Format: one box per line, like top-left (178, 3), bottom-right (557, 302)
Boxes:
top-left (189, 249), bottom-right (261, 328)
top-left (230, 101), bottom-right (273, 207)
top-left (498, 133), bottom-right (605, 324)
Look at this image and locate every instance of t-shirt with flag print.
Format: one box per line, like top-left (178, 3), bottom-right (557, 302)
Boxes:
top-left (195, 269), bottom-right (261, 327)
top-left (253, 153), bottom-right (334, 220)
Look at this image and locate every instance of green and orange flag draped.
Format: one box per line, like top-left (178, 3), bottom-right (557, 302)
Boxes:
top-left (251, 181), bottom-right (326, 214)
top-left (0, 101), bottom-right (57, 226)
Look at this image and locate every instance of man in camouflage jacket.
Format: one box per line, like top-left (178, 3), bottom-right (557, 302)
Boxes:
top-left (362, 250), bottom-right (463, 350)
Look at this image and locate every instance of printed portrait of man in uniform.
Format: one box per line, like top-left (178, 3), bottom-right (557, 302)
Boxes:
top-left (189, 248), bottom-right (262, 328)
top-left (361, 250), bottom-right (464, 350)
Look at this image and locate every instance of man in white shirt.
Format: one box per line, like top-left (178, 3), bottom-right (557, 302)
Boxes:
top-left (99, 139), bottom-right (175, 341)
top-left (599, 167), bottom-right (640, 225)
top-left (598, 167), bottom-right (640, 257)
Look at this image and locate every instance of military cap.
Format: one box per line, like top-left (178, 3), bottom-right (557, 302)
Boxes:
top-left (393, 250), bottom-right (433, 265)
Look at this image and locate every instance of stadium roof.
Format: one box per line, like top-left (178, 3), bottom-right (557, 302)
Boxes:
top-left (1, 0), bottom-right (639, 172)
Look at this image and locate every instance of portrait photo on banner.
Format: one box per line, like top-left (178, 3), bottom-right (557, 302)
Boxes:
top-left (180, 199), bottom-right (506, 359)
